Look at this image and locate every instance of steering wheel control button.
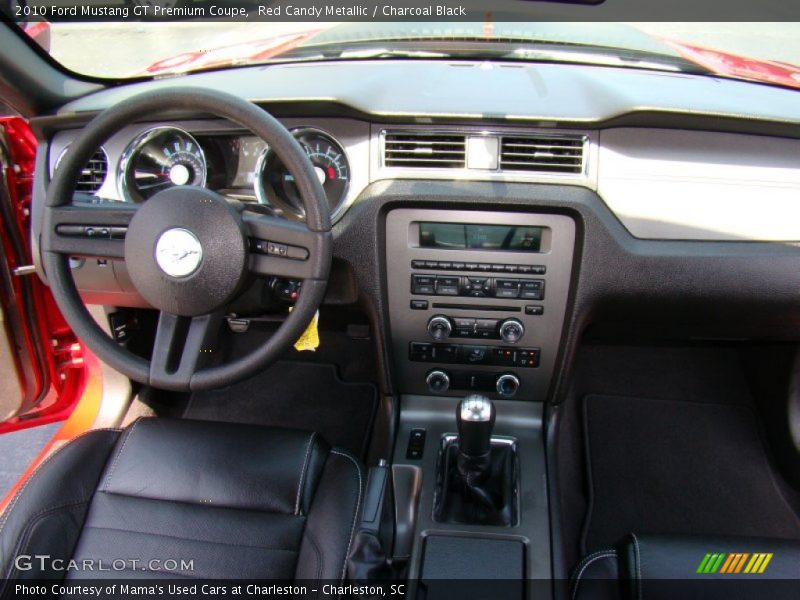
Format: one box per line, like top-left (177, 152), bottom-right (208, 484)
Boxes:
top-left (125, 186), bottom-right (248, 316)
top-left (155, 228), bottom-right (203, 278)
top-left (249, 238), bottom-right (309, 261)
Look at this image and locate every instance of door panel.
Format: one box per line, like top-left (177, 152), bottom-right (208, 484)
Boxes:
top-left (0, 115), bottom-right (87, 432)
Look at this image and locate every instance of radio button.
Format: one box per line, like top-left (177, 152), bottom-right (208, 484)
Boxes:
top-left (435, 276), bottom-right (460, 296)
top-left (412, 274), bottom-right (436, 295)
top-left (411, 260), bottom-right (426, 269)
top-left (499, 319), bottom-right (525, 343)
top-left (410, 299), bottom-right (429, 310)
top-left (520, 280), bottom-right (545, 300)
top-left (524, 305), bottom-right (544, 315)
top-left (450, 262), bottom-right (465, 270)
top-left (464, 263), bottom-right (479, 270)
top-left (476, 318), bottom-right (499, 333)
top-left (453, 317), bottom-right (476, 333)
top-left (427, 315), bottom-right (453, 341)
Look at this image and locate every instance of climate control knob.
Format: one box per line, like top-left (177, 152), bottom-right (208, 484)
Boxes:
top-left (499, 318), bottom-right (525, 343)
top-left (496, 373), bottom-right (520, 397)
top-left (427, 315), bottom-right (453, 341)
top-left (426, 369), bottom-right (451, 394)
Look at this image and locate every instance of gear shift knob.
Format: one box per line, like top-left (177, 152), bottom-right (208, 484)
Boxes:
top-left (457, 394), bottom-right (496, 458)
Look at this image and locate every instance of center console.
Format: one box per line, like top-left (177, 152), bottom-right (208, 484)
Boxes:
top-left (386, 208), bottom-right (576, 400)
top-left (382, 209), bottom-right (575, 598)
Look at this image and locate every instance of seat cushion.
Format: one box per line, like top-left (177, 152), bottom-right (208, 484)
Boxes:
top-left (572, 534), bottom-right (800, 600)
top-left (0, 418), bottom-right (363, 586)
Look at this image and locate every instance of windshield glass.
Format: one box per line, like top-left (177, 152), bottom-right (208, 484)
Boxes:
top-left (6, 11), bottom-right (800, 89)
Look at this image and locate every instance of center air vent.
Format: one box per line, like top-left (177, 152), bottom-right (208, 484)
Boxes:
top-left (383, 132), bottom-right (466, 168)
top-left (500, 135), bottom-right (585, 174)
top-left (57, 147), bottom-right (109, 194)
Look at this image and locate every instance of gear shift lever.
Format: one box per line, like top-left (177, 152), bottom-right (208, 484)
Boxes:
top-left (435, 394), bottom-right (516, 526)
top-left (456, 395), bottom-right (496, 485)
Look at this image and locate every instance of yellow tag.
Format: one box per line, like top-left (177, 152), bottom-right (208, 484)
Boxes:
top-left (292, 309), bottom-right (320, 352)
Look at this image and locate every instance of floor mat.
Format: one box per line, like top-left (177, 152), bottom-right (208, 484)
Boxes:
top-left (184, 361), bottom-right (377, 458)
top-left (0, 422), bottom-right (61, 499)
top-left (582, 394), bottom-right (800, 552)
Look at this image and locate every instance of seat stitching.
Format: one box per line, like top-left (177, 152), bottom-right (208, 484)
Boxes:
top-left (3, 500), bottom-right (89, 582)
top-left (103, 419), bottom-right (144, 491)
top-left (82, 524), bottom-right (300, 552)
top-left (295, 432), bottom-right (317, 516)
top-left (631, 533), bottom-right (642, 600)
top-left (330, 450), bottom-right (362, 583)
top-left (302, 526), bottom-right (324, 589)
top-left (571, 551), bottom-right (617, 600)
top-left (97, 488), bottom-right (305, 515)
top-left (0, 428), bottom-right (121, 536)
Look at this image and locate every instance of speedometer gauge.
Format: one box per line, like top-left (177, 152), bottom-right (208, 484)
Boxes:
top-left (256, 128), bottom-right (350, 220)
top-left (119, 127), bottom-right (207, 203)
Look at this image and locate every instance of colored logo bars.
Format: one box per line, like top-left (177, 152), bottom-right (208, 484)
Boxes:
top-left (696, 552), bottom-right (773, 574)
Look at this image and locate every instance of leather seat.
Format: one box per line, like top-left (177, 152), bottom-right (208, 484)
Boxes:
top-left (571, 533), bottom-right (800, 600)
top-left (0, 418), bottom-right (363, 585)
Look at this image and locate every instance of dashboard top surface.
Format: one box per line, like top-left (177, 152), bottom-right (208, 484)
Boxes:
top-left (55, 60), bottom-right (800, 130)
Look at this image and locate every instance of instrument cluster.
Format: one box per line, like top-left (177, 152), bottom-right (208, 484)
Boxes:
top-left (114, 125), bottom-right (352, 222)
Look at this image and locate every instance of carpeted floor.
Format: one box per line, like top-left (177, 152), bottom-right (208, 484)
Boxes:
top-left (582, 394), bottom-right (800, 551)
top-left (184, 361), bottom-right (377, 458)
top-left (0, 421), bottom-right (61, 499)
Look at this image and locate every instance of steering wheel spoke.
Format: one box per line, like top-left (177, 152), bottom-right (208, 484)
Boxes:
top-left (46, 203), bottom-right (135, 259)
top-left (150, 311), bottom-right (223, 391)
top-left (243, 211), bottom-right (332, 280)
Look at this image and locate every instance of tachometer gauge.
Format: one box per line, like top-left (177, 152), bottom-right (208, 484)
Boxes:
top-left (256, 128), bottom-right (350, 220)
top-left (119, 127), bottom-right (207, 202)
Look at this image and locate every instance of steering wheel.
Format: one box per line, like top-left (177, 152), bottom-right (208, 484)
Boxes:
top-left (42, 88), bottom-right (332, 392)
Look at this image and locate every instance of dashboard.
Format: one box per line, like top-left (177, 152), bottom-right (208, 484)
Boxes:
top-left (30, 58), bottom-right (800, 400)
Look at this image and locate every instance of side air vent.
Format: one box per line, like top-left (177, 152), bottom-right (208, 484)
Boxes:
top-left (57, 147), bottom-right (109, 194)
top-left (383, 132), bottom-right (466, 168)
top-left (500, 135), bottom-right (585, 174)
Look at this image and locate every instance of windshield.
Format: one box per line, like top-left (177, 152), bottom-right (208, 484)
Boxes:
top-left (6, 10), bottom-right (800, 89)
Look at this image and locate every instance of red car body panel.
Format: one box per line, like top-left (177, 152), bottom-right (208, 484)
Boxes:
top-left (0, 117), bottom-right (88, 433)
top-left (144, 30), bottom-right (321, 75)
top-left (662, 38), bottom-right (800, 90)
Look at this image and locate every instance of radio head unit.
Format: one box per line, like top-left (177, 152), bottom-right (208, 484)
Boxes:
top-left (386, 208), bottom-right (575, 401)
top-left (418, 222), bottom-right (547, 253)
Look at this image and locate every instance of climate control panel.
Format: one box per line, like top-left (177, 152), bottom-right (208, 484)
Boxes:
top-left (425, 315), bottom-right (526, 343)
top-left (425, 369), bottom-right (522, 397)
top-left (386, 208), bottom-right (576, 400)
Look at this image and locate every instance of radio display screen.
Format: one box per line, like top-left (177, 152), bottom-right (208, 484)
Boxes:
top-left (419, 222), bottom-right (544, 252)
